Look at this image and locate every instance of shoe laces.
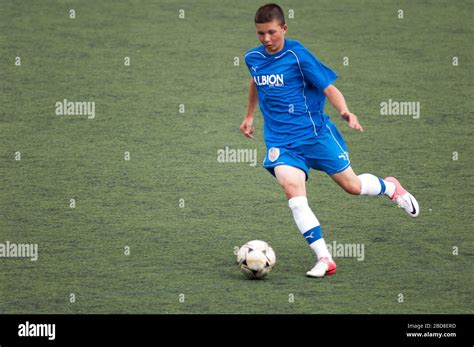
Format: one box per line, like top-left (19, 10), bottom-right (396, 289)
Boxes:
top-left (396, 195), bottom-right (410, 210)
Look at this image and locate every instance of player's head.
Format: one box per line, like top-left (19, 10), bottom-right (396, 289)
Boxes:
top-left (254, 3), bottom-right (288, 54)
top-left (255, 3), bottom-right (285, 26)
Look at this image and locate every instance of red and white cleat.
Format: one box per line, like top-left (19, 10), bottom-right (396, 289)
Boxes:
top-left (385, 177), bottom-right (419, 218)
top-left (306, 257), bottom-right (337, 278)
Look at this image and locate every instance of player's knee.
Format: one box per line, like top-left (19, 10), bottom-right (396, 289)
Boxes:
top-left (282, 181), bottom-right (304, 198)
top-left (283, 180), bottom-right (299, 192)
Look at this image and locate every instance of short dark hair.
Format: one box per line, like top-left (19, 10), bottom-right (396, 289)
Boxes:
top-left (255, 3), bottom-right (285, 26)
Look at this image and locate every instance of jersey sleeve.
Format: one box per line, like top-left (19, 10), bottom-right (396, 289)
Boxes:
top-left (296, 46), bottom-right (337, 90)
top-left (244, 52), bottom-right (255, 76)
top-left (244, 57), bottom-right (252, 76)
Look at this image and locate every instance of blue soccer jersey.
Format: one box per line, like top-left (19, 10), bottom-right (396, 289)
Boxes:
top-left (244, 39), bottom-right (337, 148)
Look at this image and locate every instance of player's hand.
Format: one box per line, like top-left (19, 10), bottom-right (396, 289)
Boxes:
top-left (240, 117), bottom-right (255, 139)
top-left (341, 111), bottom-right (364, 132)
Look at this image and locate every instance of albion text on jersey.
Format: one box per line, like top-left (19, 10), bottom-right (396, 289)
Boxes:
top-left (253, 74), bottom-right (284, 87)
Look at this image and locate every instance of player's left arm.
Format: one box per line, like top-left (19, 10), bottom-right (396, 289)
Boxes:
top-left (323, 84), bottom-right (364, 132)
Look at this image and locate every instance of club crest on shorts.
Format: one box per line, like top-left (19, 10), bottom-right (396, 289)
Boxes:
top-left (268, 147), bottom-right (280, 162)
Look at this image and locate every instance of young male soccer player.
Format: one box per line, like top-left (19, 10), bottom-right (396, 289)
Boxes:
top-left (240, 4), bottom-right (419, 278)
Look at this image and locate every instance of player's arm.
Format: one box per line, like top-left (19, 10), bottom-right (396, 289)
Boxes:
top-left (323, 84), bottom-right (364, 132)
top-left (240, 78), bottom-right (257, 139)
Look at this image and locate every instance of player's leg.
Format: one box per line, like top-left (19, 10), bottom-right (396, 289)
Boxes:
top-left (331, 166), bottom-right (419, 217)
top-left (305, 120), bottom-right (420, 217)
top-left (274, 165), bottom-right (336, 277)
top-left (273, 164), bottom-right (306, 199)
top-left (328, 166), bottom-right (362, 195)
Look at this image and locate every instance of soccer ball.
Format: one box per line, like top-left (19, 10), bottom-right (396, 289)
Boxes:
top-left (237, 240), bottom-right (276, 279)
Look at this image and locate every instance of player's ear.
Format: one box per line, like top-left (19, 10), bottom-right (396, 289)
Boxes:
top-left (282, 24), bottom-right (288, 33)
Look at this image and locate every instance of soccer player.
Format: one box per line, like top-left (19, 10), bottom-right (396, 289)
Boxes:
top-left (240, 3), bottom-right (419, 278)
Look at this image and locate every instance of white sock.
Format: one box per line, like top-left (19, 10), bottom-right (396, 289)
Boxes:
top-left (288, 196), bottom-right (331, 259)
top-left (358, 173), bottom-right (395, 198)
top-left (311, 238), bottom-right (331, 260)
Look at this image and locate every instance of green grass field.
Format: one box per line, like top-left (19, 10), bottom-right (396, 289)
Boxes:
top-left (1, 0), bottom-right (472, 314)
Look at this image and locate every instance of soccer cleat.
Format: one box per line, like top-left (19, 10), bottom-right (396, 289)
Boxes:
top-left (385, 177), bottom-right (419, 218)
top-left (306, 257), bottom-right (337, 278)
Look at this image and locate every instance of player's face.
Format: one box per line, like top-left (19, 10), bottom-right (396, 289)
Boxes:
top-left (256, 20), bottom-right (288, 54)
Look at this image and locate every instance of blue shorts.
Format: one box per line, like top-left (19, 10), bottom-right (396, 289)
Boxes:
top-left (263, 120), bottom-right (350, 179)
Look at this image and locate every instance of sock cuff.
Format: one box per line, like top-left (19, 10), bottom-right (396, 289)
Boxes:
top-left (288, 196), bottom-right (308, 209)
top-left (358, 173), bottom-right (384, 196)
top-left (303, 225), bottom-right (322, 244)
top-left (378, 177), bottom-right (386, 195)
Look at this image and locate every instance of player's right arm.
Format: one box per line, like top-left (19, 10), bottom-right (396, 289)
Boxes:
top-left (240, 78), bottom-right (257, 139)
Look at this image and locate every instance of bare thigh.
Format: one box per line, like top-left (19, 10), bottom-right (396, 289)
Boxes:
top-left (274, 165), bottom-right (307, 200)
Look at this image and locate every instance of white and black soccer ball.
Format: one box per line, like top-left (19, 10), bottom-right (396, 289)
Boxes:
top-left (237, 240), bottom-right (276, 279)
